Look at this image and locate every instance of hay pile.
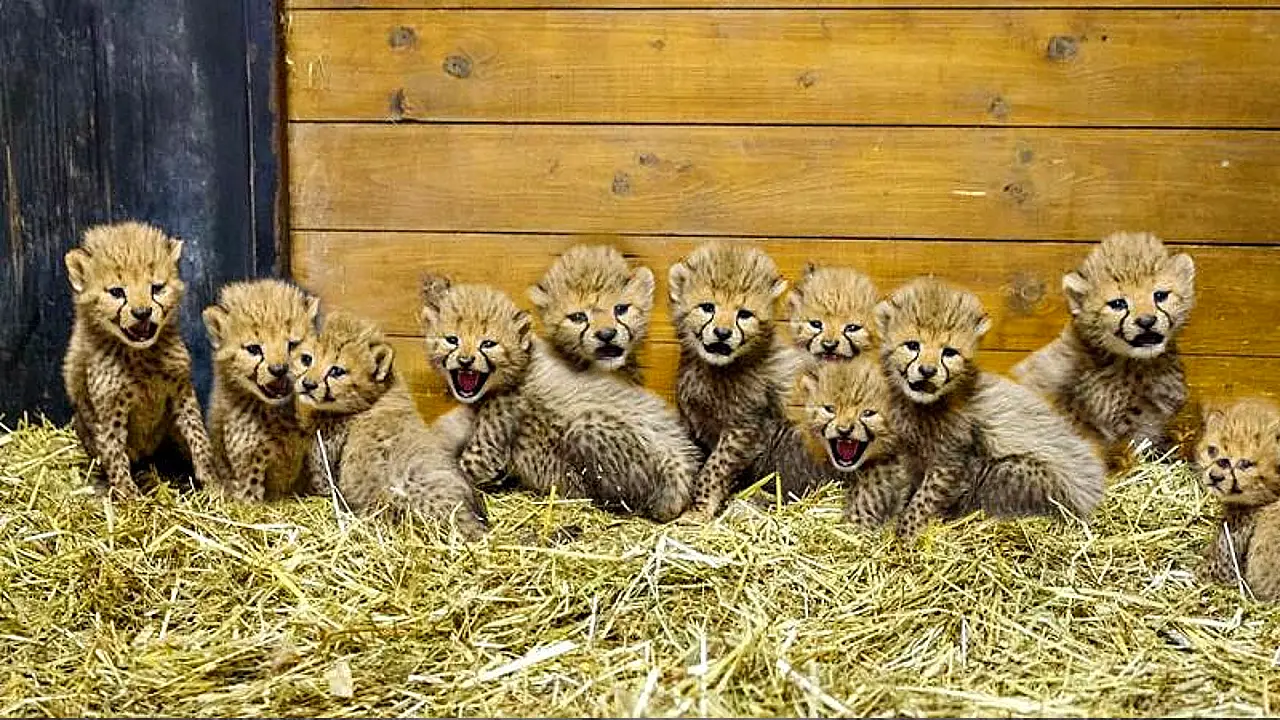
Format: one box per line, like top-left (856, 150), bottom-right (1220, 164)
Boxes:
top-left (1, 418), bottom-right (1277, 717)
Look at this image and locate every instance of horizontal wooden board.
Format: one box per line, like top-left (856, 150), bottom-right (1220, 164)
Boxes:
top-left (286, 10), bottom-right (1280, 127)
top-left (380, 335), bottom-right (1280, 423)
top-left (293, 231), bottom-right (1280, 357)
top-left (288, 1), bottom-right (1277, 9)
top-left (288, 125), bottom-right (1280, 242)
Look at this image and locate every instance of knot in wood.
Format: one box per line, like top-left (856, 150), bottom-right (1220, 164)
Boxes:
top-left (443, 54), bottom-right (472, 79)
top-left (388, 26), bottom-right (417, 49)
top-left (1046, 35), bottom-right (1079, 62)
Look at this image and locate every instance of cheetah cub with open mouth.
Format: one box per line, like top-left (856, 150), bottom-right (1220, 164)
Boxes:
top-left (62, 221), bottom-right (220, 498)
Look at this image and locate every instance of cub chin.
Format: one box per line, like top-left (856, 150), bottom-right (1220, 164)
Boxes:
top-left (295, 312), bottom-right (488, 540)
top-left (787, 263), bottom-right (879, 361)
top-left (529, 244), bottom-right (655, 382)
top-left (421, 274), bottom-right (697, 521)
top-left (1194, 399), bottom-right (1280, 600)
top-left (1014, 231), bottom-right (1195, 465)
top-left (787, 358), bottom-right (913, 527)
top-left (878, 278), bottom-right (1105, 541)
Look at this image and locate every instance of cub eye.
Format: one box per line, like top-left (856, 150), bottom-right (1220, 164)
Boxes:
top-left (107, 287), bottom-right (126, 299)
top-left (300, 353), bottom-right (313, 367)
top-left (697, 302), bottom-right (715, 314)
top-left (942, 347), bottom-right (960, 359)
top-left (480, 339), bottom-right (498, 349)
top-left (244, 343), bottom-right (263, 357)
top-left (1216, 458), bottom-right (1232, 469)
top-left (808, 320), bottom-right (823, 330)
top-left (1106, 298), bottom-right (1128, 311)
top-left (1238, 459), bottom-right (1256, 470)
top-left (904, 341), bottom-right (921, 353)
top-left (1207, 445), bottom-right (1219, 458)
top-left (327, 366), bottom-right (347, 379)
top-left (821, 405), bottom-right (836, 414)
top-left (844, 324), bottom-right (862, 334)
top-left (1154, 290), bottom-right (1170, 303)
top-left (444, 335), bottom-right (460, 346)
top-left (613, 304), bottom-right (630, 317)
top-left (736, 309), bottom-right (755, 321)
top-left (861, 409), bottom-right (877, 419)
top-left (567, 312), bottom-right (588, 324)
top-left (150, 283), bottom-right (165, 295)
top-left (287, 339), bottom-right (300, 352)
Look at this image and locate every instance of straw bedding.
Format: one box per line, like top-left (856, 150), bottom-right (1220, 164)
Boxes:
top-left (1, 417), bottom-right (1277, 717)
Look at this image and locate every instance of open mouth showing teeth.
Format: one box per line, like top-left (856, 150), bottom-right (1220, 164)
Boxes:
top-left (829, 436), bottom-right (870, 469)
top-left (702, 342), bottom-right (735, 357)
top-left (122, 322), bottom-right (157, 342)
top-left (908, 379), bottom-right (938, 393)
top-left (1128, 331), bottom-right (1166, 348)
top-left (594, 345), bottom-right (625, 360)
top-left (450, 369), bottom-right (489, 398)
top-left (820, 351), bottom-right (843, 361)
top-left (260, 376), bottom-right (292, 400)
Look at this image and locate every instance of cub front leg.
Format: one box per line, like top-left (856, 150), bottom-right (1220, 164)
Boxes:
top-left (171, 383), bottom-right (221, 489)
top-left (1199, 521), bottom-right (1252, 586)
top-left (896, 464), bottom-right (963, 542)
top-left (684, 425), bottom-right (762, 521)
top-left (220, 425), bottom-right (270, 502)
top-left (458, 394), bottom-right (520, 487)
top-left (90, 407), bottom-right (138, 499)
top-left (843, 462), bottom-right (909, 529)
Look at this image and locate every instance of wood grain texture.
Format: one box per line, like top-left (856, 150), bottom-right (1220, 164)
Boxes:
top-left (287, 10), bottom-right (1280, 127)
top-left (288, 125), bottom-right (1280, 242)
top-left (293, 231), bottom-right (1280, 356)
top-left (381, 335), bottom-right (1280, 422)
top-left (288, 0), bottom-right (1275, 9)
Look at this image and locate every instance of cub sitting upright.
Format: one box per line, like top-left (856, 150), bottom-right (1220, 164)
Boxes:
top-left (204, 280), bottom-right (318, 501)
top-left (295, 312), bottom-right (488, 539)
top-left (788, 358), bottom-right (914, 528)
top-left (1194, 399), bottom-right (1280, 600)
top-left (787, 264), bottom-right (879, 361)
top-left (878, 278), bottom-right (1106, 540)
top-left (669, 242), bottom-right (831, 518)
top-left (529, 244), bottom-right (655, 383)
top-left (420, 276), bottom-right (697, 521)
top-left (1014, 232), bottom-right (1195, 462)
top-left (62, 221), bottom-right (220, 498)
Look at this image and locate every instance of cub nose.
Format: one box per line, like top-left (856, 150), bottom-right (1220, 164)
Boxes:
top-left (917, 364), bottom-right (938, 379)
top-left (457, 355), bottom-right (475, 368)
top-left (713, 327), bottom-right (732, 341)
top-left (268, 363), bottom-right (288, 378)
top-left (834, 424), bottom-right (853, 437)
top-left (131, 306), bottom-right (153, 320)
top-left (595, 327), bottom-right (618, 342)
top-left (1135, 314), bottom-right (1158, 330)
top-left (821, 340), bottom-right (839, 352)
top-left (301, 378), bottom-right (319, 392)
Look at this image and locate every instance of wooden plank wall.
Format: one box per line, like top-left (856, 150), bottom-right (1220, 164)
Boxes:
top-left (283, 0), bottom-right (1280, 419)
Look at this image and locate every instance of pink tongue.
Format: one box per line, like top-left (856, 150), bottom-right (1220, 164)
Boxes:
top-left (457, 370), bottom-right (480, 393)
top-left (835, 439), bottom-right (859, 462)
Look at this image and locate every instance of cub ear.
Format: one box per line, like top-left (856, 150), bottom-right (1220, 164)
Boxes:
top-left (527, 282), bottom-right (551, 311)
top-left (64, 248), bottom-right (90, 293)
top-left (167, 239), bottom-right (184, 265)
top-left (1062, 271), bottom-right (1090, 316)
top-left (801, 262), bottom-right (818, 280)
top-left (786, 288), bottom-right (804, 317)
top-left (769, 277), bottom-right (789, 301)
top-left (202, 305), bottom-right (229, 349)
top-left (304, 294), bottom-right (321, 322)
top-left (1168, 253), bottom-right (1196, 287)
top-left (873, 299), bottom-right (895, 335)
top-left (627, 266), bottom-right (656, 307)
top-left (370, 341), bottom-right (395, 383)
top-left (1202, 406), bottom-right (1225, 427)
top-left (975, 314), bottom-right (993, 339)
top-left (667, 262), bottom-right (690, 303)
top-left (419, 273), bottom-right (453, 327)
top-left (514, 310), bottom-right (533, 351)
top-left (797, 364), bottom-right (820, 399)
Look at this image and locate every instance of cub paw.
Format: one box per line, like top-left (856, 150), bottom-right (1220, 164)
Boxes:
top-left (108, 478), bottom-right (141, 501)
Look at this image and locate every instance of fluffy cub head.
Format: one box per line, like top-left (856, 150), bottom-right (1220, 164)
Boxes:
top-left (668, 242), bottom-right (787, 366)
top-left (294, 312), bottom-right (395, 415)
top-left (1195, 399), bottom-right (1280, 508)
top-left (875, 278), bottom-right (991, 405)
top-left (1064, 231), bottom-right (1195, 360)
top-left (788, 264), bottom-right (879, 361)
top-left (203, 280), bottom-right (319, 406)
top-left (64, 221), bottom-right (185, 349)
top-left (420, 274), bottom-right (532, 404)
top-left (529, 245), bottom-right (654, 372)
top-left (788, 358), bottom-right (896, 472)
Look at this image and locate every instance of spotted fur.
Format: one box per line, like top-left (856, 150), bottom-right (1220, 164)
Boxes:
top-left (62, 221), bottom-right (220, 498)
top-left (878, 278), bottom-right (1106, 541)
top-left (787, 264), bottom-right (879, 361)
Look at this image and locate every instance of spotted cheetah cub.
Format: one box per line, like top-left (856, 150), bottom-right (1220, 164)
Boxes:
top-left (879, 279), bottom-right (1105, 540)
top-left (1014, 232), bottom-right (1195, 463)
top-left (1194, 399), bottom-right (1280, 600)
top-left (295, 312), bottom-right (488, 539)
top-left (421, 276), bottom-right (696, 521)
top-left (62, 221), bottom-right (220, 498)
top-left (529, 244), bottom-right (655, 383)
top-left (669, 242), bottom-right (834, 518)
top-left (788, 358), bottom-right (913, 528)
top-left (787, 264), bottom-right (879, 361)
top-left (204, 280), bottom-right (318, 501)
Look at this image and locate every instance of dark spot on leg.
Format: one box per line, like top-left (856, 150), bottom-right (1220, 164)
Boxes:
top-left (112, 420), bottom-right (123, 429)
top-left (797, 70), bottom-right (818, 89)
top-left (612, 172), bottom-right (631, 196)
top-left (1129, 406), bottom-right (1143, 416)
top-left (443, 54), bottom-right (472, 79)
top-left (1046, 35), bottom-right (1079, 62)
top-left (389, 26), bottom-right (417, 49)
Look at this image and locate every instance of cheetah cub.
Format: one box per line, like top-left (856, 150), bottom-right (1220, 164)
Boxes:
top-left (788, 358), bottom-right (914, 528)
top-left (295, 312), bottom-right (488, 539)
top-left (878, 278), bottom-right (1105, 540)
top-left (62, 221), bottom-right (220, 498)
top-left (1014, 232), bottom-right (1195, 463)
top-left (204, 280), bottom-right (318, 501)
top-left (1194, 399), bottom-right (1280, 600)
top-left (787, 264), bottom-right (879, 361)
top-left (668, 242), bottom-right (833, 518)
top-left (529, 244), bottom-right (655, 383)
top-left (421, 276), bottom-right (697, 521)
